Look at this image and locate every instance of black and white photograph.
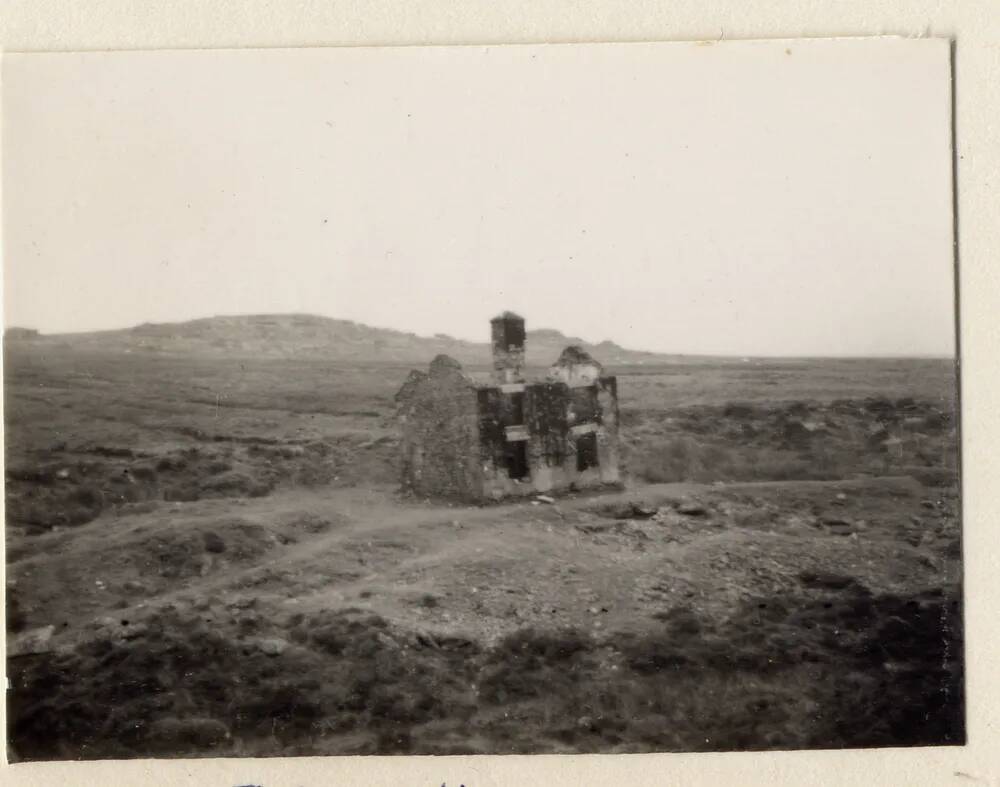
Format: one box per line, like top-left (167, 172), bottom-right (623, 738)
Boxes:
top-left (2, 37), bottom-right (962, 761)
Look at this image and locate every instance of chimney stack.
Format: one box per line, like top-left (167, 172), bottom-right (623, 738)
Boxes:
top-left (490, 311), bottom-right (525, 383)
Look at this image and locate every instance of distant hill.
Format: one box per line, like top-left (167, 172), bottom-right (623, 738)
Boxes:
top-left (4, 327), bottom-right (40, 340)
top-left (18, 313), bottom-right (682, 367)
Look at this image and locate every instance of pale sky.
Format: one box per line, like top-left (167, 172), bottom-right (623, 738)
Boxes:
top-left (2, 38), bottom-right (955, 356)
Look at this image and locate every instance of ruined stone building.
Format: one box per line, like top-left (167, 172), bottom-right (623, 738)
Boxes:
top-left (396, 312), bottom-right (621, 501)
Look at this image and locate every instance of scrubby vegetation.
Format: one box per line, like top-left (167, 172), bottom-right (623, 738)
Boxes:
top-left (8, 577), bottom-right (962, 759)
top-left (625, 397), bottom-right (958, 486)
top-left (4, 345), bottom-right (961, 759)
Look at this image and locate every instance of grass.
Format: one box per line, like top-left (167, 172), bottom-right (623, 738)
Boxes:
top-left (3, 344), bottom-right (962, 758)
top-left (8, 579), bottom-right (962, 759)
top-left (630, 437), bottom-right (821, 483)
top-left (624, 397), bottom-right (958, 486)
top-left (3, 345), bottom-right (959, 537)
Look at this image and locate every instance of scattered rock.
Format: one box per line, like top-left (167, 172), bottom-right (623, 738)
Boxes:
top-left (627, 502), bottom-right (657, 519)
top-left (202, 532), bottom-right (226, 554)
top-left (9, 625), bottom-right (56, 656)
top-left (536, 495), bottom-right (556, 505)
top-left (676, 501), bottom-right (707, 516)
top-left (602, 502), bottom-right (638, 520)
top-left (120, 622), bottom-right (149, 641)
top-left (258, 637), bottom-right (288, 656)
top-left (818, 516), bottom-right (856, 535)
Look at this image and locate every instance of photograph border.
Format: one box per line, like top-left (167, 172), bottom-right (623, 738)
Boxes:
top-left (1, 1), bottom-right (997, 783)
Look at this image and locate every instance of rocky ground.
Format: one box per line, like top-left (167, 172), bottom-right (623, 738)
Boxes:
top-left (3, 347), bottom-right (962, 759)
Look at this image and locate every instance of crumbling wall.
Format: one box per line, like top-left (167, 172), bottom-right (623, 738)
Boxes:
top-left (481, 382), bottom-right (566, 498)
top-left (477, 388), bottom-right (507, 471)
top-left (595, 376), bottom-right (621, 485)
top-left (394, 369), bottom-right (429, 417)
top-left (478, 375), bottom-right (622, 499)
top-left (549, 345), bottom-right (604, 387)
top-left (398, 334), bottom-right (623, 502)
top-left (491, 312), bottom-right (526, 383)
top-left (527, 382), bottom-right (569, 468)
top-left (569, 386), bottom-right (599, 424)
top-left (399, 357), bottom-right (483, 500)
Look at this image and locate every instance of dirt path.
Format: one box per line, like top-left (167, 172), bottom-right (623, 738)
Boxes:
top-left (8, 473), bottom-right (950, 657)
top-left (6, 471), bottom-right (962, 759)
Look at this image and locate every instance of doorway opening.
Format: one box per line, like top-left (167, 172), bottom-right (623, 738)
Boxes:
top-left (505, 441), bottom-right (529, 480)
top-left (576, 432), bottom-right (599, 472)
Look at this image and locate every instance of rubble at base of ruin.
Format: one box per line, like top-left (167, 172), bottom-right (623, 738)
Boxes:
top-left (395, 312), bottom-right (621, 502)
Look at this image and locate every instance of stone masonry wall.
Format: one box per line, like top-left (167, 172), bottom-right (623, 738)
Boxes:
top-left (491, 313), bottom-right (526, 384)
top-left (399, 363), bottom-right (483, 500)
top-left (479, 377), bottom-right (621, 500)
top-left (594, 376), bottom-right (621, 485)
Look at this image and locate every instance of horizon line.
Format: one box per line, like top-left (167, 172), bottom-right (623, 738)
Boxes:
top-left (3, 311), bottom-right (958, 363)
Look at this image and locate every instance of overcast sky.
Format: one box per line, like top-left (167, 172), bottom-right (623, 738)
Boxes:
top-left (3, 38), bottom-right (954, 356)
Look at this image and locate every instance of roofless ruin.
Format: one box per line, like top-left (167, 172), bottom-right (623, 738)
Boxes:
top-left (396, 312), bottom-right (621, 501)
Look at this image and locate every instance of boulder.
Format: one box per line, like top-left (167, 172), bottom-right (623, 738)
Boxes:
top-left (9, 625), bottom-right (56, 656)
top-left (258, 637), bottom-right (288, 656)
top-left (676, 500), bottom-right (708, 516)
